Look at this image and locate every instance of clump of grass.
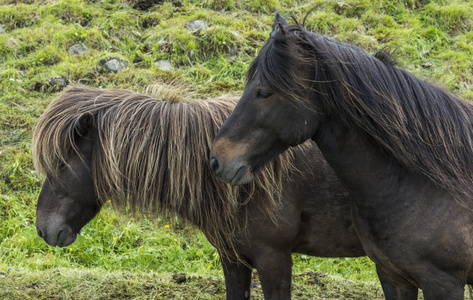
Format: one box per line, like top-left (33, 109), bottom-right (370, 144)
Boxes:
top-left (45, 0), bottom-right (98, 26)
top-left (0, 4), bottom-right (40, 30)
top-left (423, 1), bottom-right (473, 32)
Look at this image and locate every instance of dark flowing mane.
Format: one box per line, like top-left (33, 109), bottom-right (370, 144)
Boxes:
top-left (251, 13), bottom-right (473, 203)
top-left (33, 85), bottom-right (301, 258)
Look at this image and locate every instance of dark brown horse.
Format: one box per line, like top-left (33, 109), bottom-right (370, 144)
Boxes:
top-left (33, 86), bottom-right (364, 300)
top-left (210, 13), bottom-right (473, 300)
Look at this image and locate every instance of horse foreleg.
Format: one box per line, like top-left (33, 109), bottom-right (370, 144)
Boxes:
top-left (420, 272), bottom-right (465, 300)
top-left (376, 265), bottom-right (418, 300)
top-left (254, 249), bottom-right (292, 300)
top-left (220, 255), bottom-right (253, 300)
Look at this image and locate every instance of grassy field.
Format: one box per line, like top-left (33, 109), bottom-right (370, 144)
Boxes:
top-left (1, 0), bottom-right (472, 298)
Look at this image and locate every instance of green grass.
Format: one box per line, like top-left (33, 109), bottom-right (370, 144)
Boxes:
top-left (0, 266), bottom-right (388, 299)
top-left (1, 0), bottom-right (473, 298)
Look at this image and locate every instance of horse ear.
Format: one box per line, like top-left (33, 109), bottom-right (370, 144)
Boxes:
top-left (274, 11), bottom-right (289, 25)
top-left (272, 12), bottom-right (288, 35)
top-left (75, 113), bottom-right (94, 137)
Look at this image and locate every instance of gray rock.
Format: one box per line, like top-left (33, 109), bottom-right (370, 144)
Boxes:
top-left (0, 25), bottom-right (5, 33)
top-left (188, 20), bottom-right (208, 31)
top-left (172, 273), bottom-right (186, 284)
top-left (155, 60), bottom-right (174, 71)
top-left (68, 44), bottom-right (88, 56)
top-left (102, 58), bottom-right (126, 73)
top-left (47, 76), bottom-right (68, 91)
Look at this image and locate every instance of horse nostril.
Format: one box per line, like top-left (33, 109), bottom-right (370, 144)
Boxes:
top-left (210, 156), bottom-right (220, 174)
top-left (37, 227), bottom-right (44, 239)
top-left (57, 229), bottom-right (66, 244)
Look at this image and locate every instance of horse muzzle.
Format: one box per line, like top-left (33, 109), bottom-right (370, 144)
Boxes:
top-left (210, 153), bottom-right (254, 185)
top-left (36, 222), bottom-right (77, 247)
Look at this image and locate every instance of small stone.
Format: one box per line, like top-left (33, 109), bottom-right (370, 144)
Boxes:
top-left (421, 62), bottom-right (433, 68)
top-left (47, 76), bottom-right (68, 91)
top-left (102, 58), bottom-right (126, 73)
top-left (133, 55), bottom-right (143, 63)
top-left (155, 60), bottom-right (174, 71)
top-left (172, 273), bottom-right (186, 284)
top-left (68, 44), bottom-right (88, 56)
top-left (188, 20), bottom-right (208, 31)
top-left (0, 25), bottom-right (5, 33)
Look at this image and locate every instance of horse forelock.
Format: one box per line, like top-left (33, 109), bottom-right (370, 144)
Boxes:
top-left (262, 19), bottom-right (473, 203)
top-left (33, 85), bottom-right (299, 259)
top-left (32, 87), bottom-right (104, 178)
top-left (248, 25), bottom-right (320, 113)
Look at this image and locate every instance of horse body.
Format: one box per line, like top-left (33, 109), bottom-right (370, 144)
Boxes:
top-left (317, 118), bottom-right (473, 298)
top-left (222, 144), bottom-right (364, 299)
top-left (210, 13), bottom-right (473, 299)
top-left (33, 87), bottom-right (364, 300)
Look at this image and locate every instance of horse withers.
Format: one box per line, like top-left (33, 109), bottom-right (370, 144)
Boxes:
top-left (33, 86), bottom-right (364, 300)
top-left (210, 13), bottom-right (473, 300)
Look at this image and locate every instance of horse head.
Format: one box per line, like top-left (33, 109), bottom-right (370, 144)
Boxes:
top-left (35, 113), bottom-right (101, 247)
top-left (210, 13), bottom-right (320, 185)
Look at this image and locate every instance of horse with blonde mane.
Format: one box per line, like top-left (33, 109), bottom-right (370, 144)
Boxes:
top-left (33, 85), bottom-right (364, 299)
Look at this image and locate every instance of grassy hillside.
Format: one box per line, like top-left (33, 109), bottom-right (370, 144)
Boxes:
top-left (1, 0), bottom-right (472, 298)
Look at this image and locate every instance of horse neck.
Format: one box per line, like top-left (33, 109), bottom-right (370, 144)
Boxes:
top-left (313, 116), bottom-right (436, 208)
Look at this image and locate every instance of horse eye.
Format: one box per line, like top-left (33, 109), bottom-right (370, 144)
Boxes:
top-left (58, 163), bottom-right (67, 172)
top-left (257, 89), bottom-right (272, 100)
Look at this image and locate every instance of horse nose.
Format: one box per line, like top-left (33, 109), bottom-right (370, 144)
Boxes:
top-left (210, 155), bottom-right (221, 175)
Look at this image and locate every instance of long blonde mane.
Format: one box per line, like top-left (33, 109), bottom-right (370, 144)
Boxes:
top-left (33, 85), bottom-right (300, 258)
